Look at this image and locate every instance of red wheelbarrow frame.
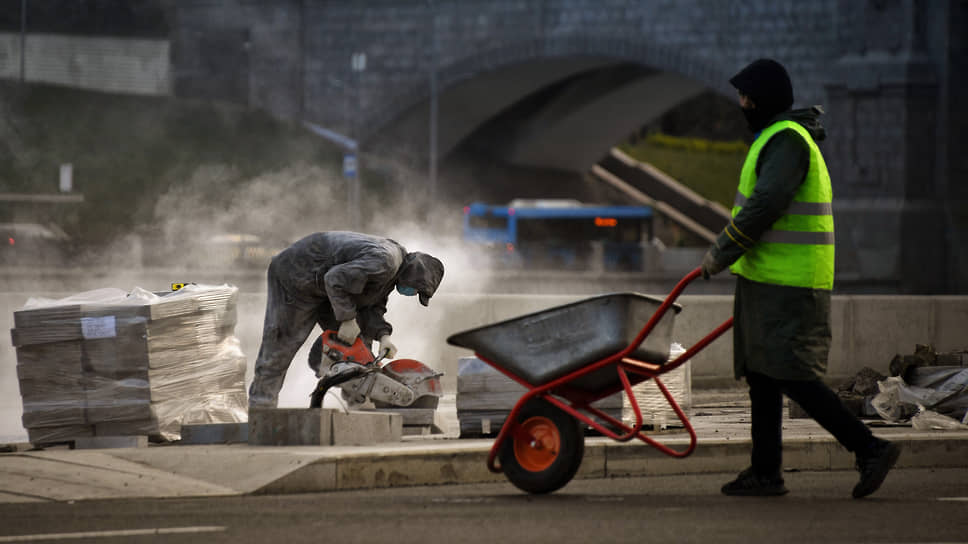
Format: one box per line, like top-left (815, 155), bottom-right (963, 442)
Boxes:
top-left (474, 267), bottom-right (734, 474)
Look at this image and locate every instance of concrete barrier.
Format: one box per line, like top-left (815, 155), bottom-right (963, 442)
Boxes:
top-left (398, 293), bottom-right (968, 390)
top-left (2, 290), bottom-right (966, 442)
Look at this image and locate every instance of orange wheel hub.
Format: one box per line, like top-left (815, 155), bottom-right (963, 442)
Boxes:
top-left (513, 416), bottom-right (561, 472)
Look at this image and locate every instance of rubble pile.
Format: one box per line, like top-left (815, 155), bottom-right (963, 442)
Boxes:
top-left (834, 366), bottom-right (887, 418)
top-left (790, 345), bottom-right (968, 427)
top-left (873, 344), bottom-right (968, 427)
top-left (11, 284), bottom-right (248, 444)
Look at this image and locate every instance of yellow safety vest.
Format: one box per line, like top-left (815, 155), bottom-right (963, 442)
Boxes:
top-left (729, 120), bottom-right (834, 290)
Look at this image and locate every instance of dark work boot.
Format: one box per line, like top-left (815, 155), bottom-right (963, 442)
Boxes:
top-left (721, 467), bottom-right (789, 496)
top-left (853, 439), bottom-right (901, 499)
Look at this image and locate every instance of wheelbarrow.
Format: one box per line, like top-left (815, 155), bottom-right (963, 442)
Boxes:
top-left (446, 267), bottom-right (734, 494)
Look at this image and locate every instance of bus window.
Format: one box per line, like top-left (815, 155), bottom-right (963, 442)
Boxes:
top-left (468, 214), bottom-right (508, 230)
top-left (462, 202), bottom-right (651, 271)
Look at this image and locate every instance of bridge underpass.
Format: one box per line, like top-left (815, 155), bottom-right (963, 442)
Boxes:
top-left (365, 55), bottom-right (731, 255)
top-left (370, 59), bottom-right (713, 209)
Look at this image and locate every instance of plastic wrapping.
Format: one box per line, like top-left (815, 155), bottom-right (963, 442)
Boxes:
top-left (11, 283), bottom-right (247, 443)
top-left (622, 342), bottom-right (691, 429)
top-left (910, 405), bottom-right (968, 431)
top-left (872, 371), bottom-right (968, 427)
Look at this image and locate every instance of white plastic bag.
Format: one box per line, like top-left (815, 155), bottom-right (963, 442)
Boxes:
top-left (910, 405), bottom-right (968, 431)
top-left (871, 377), bottom-right (916, 422)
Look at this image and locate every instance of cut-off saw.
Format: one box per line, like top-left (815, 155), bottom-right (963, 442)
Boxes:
top-left (307, 329), bottom-right (443, 410)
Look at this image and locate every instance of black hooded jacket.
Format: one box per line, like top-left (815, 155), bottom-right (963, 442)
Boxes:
top-left (710, 106), bottom-right (827, 268)
top-left (270, 231), bottom-right (444, 340)
top-left (711, 106), bottom-right (833, 382)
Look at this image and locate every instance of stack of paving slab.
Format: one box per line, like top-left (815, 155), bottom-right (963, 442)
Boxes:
top-left (621, 342), bottom-right (692, 429)
top-left (456, 356), bottom-right (623, 436)
top-left (10, 284), bottom-right (247, 445)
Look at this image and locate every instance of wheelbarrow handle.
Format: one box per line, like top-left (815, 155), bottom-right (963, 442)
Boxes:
top-left (671, 266), bottom-right (705, 300)
top-left (621, 266), bottom-right (705, 358)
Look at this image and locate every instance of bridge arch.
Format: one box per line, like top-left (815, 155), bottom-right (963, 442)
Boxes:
top-left (365, 34), bottom-right (737, 172)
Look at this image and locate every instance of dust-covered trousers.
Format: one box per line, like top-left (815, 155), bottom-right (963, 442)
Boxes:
top-left (248, 266), bottom-right (343, 409)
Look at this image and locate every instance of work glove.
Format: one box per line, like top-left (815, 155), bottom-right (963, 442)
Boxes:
top-left (701, 249), bottom-right (726, 280)
top-left (337, 319), bottom-right (361, 344)
top-left (378, 334), bottom-right (398, 360)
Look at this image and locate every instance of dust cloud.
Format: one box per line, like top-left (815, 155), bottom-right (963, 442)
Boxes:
top-left (2, 150), bottom-right (497, 423)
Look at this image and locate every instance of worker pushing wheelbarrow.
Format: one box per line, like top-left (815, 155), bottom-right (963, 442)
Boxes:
top-left (446, 267), bottom-right (733, 494)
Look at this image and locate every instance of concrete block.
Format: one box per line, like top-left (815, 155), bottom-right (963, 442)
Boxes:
top-left (73, 435), bottom-right (148, 449)
top-left (332, 410), bottom-right (402, 446)
top-left (373, 408), bottom-right (435, 426)
top-left (180, 422), bottom-right (249, 444)
top-left (248, 408), bottom-right (332, 446)
top-left (0, 443), bottom-right (31, 453)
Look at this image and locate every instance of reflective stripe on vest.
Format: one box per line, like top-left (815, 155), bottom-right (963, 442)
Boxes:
top-left (728, 120), bottom-right (834, 290)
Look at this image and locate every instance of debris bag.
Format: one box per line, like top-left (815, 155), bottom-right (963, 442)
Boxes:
top-left (871, 377), bottom-right (918, 422)
top-left (910, 367), bottom-right (968, 421)
top-left (910, 405), bottom-right (968, 431)
top-left (872, 371), bottom-right (968, 425)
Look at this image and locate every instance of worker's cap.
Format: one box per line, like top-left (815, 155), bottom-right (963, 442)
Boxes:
top-left (729, 58), bottom-right (794, 114)
top-left (398, 252), bottom-right (444, 306)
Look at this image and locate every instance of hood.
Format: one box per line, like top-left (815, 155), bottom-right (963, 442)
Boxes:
top-left (774, 105), bottom-right (827, 142)
top-left (397, 252), bottom-right (445, 306)
top-left (729, 58), bottom-right (794, 119)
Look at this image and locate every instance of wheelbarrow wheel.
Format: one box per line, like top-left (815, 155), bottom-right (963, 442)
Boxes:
top-left (498, 398), bottom-right (584, 494)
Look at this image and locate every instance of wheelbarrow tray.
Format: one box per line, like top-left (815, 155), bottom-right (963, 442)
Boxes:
top-left (447, 292), bottom-right (681, 392)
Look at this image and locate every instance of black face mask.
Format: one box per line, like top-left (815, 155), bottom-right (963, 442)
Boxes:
top-left (742, 106), bottom-right (772, 133)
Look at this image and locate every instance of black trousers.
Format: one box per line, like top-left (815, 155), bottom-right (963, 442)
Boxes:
top-left (747, 371), bottom-right (876, 477)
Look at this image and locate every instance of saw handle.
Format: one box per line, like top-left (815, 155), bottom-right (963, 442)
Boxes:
top-left (374, 348), bottom-right (391, 365)
top-left (320, 329), bottom-right (375, 365)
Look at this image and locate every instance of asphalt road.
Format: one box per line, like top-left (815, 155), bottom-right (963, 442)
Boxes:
top-left (0, 468), bottom-right (965, 543)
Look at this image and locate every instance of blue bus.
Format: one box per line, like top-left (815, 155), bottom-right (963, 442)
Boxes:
top-left (462, 199), bottom-right (653, 271)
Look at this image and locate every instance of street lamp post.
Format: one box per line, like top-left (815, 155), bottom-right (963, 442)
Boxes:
top-left (349, 52), bottom-right (366, 231)
top-left (428, 1), bottom-right (439, 204)
top-left (20, 0), bottom-right (27, 83)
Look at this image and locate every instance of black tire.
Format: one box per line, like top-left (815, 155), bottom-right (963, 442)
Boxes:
top-left (498, 397), bottom-right (584, 494)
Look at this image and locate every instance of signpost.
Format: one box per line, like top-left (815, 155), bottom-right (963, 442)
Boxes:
top-left (342, 153), bottom-right (357, 179)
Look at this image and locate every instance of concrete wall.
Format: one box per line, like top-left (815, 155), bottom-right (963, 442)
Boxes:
top-left (415, 293), bottom-right (968, 391)
top-left (3, 290), bottom-right (966, 442)
top-left (0, 32), bottom-right (170, 95)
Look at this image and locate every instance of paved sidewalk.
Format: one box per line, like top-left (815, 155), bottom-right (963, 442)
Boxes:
top-left (1, 390), bottom-right (966, 503)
